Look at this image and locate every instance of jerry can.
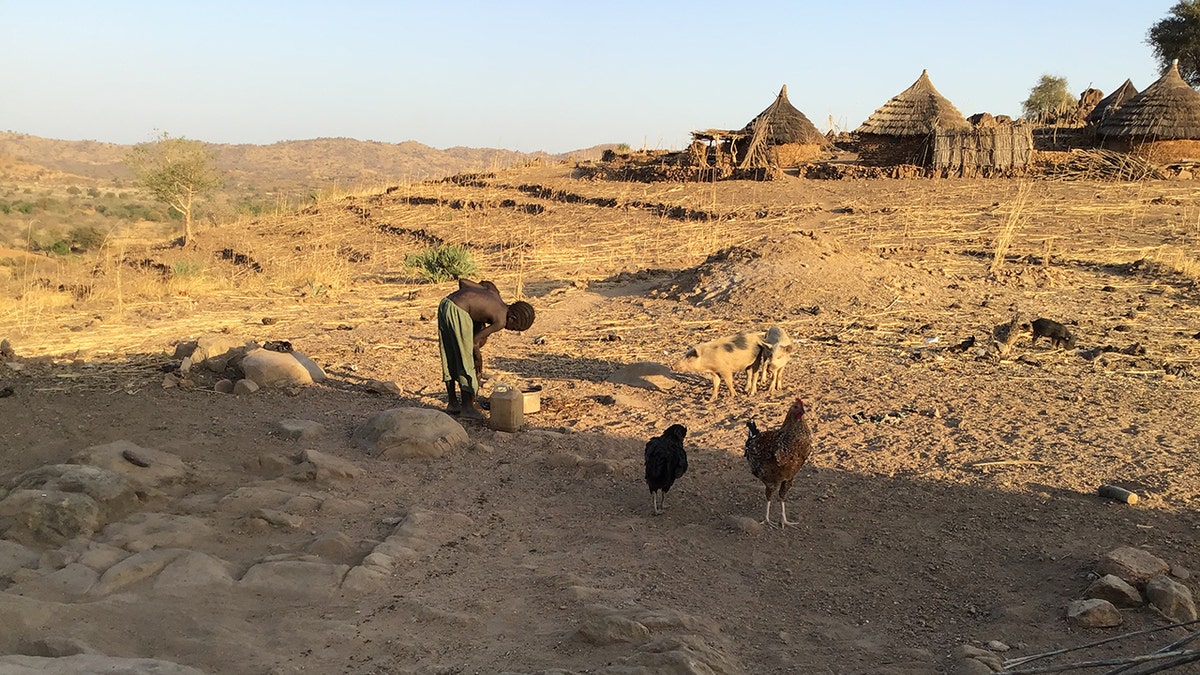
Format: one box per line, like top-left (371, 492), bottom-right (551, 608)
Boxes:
top-left (488, 383), bottom-right (524, 432)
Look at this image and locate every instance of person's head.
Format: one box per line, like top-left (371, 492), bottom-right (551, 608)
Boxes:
top-left (505, 301), bottom-right (535, 331)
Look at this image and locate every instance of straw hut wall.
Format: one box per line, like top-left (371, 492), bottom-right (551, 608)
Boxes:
top-left (855, 69), bottom-right (971, 166)
top-left (738, 84), bottom-right (827, 169)
top-left (932, 123), bottom-right (1034, 177)
top-left (1086, 79), bottom-right (1138, 125)
top-left (1098, 61), bottom-right (1200, 162)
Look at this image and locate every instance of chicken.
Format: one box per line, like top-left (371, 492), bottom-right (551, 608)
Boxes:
top-left (644, 424), bottom-right (688, 515)
top-left (744, 398), bottom-right (813, 527)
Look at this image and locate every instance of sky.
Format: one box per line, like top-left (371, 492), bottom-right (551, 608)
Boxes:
top-left (0, 1), bottom-right (1182, 154)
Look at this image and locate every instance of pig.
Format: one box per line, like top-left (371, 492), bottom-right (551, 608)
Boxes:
top-left (1030, 317), bottom-right (1076, 349)
top-left (748, 325), bottom-right (794, 395)
top-left (672, 331), bottom-right (766, 402)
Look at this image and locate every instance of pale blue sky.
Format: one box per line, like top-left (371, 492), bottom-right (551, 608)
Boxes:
top-left (0, 1), bottom-right (1179, 153)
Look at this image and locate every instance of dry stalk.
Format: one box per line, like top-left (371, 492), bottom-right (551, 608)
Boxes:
top-left (991, 182), bottom-right (1031, 273)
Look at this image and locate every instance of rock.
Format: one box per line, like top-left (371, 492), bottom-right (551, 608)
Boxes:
top-left (0, 339), bottom-right (14, 360)
top-left (291, 351), bottom-right (327, 382)
top-left (217, 486), bottom-right (299, 512)
top-left (240, 348), bottom-right (314, 388)
top-left (1066, 599), bottom-right (1122, 627)
top-left (70, 440), bottom-right (188, 489)
top-left (277, 419), bottom-right (325, 441)
top-left (1146, 574), bottom-right (1197, 622)
top-left (985, 640), bottom-right (1010, 652)
top-left (90, 548), bottom-right (186, 596)
top-left (1096, 547), bottom-right (1170, 588)
top-left (0, 654), bottom-right (206, 674)
top-left (5, 464), bottom-right (140, 523)
top-left (1085, 574), bottom-right (1143, 608)
top-left (0, 490), bottom-right (102, 546)
top-left (0, 540), bottom-right (39, 577)
top-left (351, 408), bottom-right (470, 459)
top-left (306, 532), bottom-right (356, 563)
top-left (233, 378), bottom-right (260, 395)
top-left (956, 658), bottom-right (999, 675)
top-left (1171, 564), bottom-right (1192, 580)
top-left (15, 635), bottom-right (96, 657)
top-left (240, 560), bottom-right (350, 599)
top-left (98, 512), bottom-right (217, 552)
top-left (180, 334), bottom-right (252, 373)
top-left (364, 379), bottom-right (402, 395)
top-left (300, 448), bottom-right (362, 481)
top-left (75, 542), bottom-right (130, 572)
top-left (255, 508), bottom-right (303, 530)
top-left (153, 551), bottom-right (236, 593)
top-left (605, 361), bottom-right (677, 391)
top-left (5, 562), bottom-right (98, 601)
top-left (214, 379), bottom-right (235, 393)
top-left (576, 614), bottom-right (651, 645)
top-left (725, 516), bottom-right (762, 534)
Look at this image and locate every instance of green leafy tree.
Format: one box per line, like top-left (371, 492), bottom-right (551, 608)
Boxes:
top-left (1147, 1), bottom-right (1200, 87)
top-left (125, 132), bottom-right (221, 246)
top-left (1021, 75), bottom-right (1076, 124)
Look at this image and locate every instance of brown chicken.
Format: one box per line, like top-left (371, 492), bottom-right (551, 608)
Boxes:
top-left (744, 398), bottom-right (813, 527)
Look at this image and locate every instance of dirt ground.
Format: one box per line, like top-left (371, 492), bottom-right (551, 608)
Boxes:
top-left (1, 163), bottom-right (1199, 674)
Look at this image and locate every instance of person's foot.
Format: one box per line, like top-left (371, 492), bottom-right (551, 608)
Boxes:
top-left (446, 403), bottom-right (462, 415)
top-left (460, 405), bottom-right (486, 420)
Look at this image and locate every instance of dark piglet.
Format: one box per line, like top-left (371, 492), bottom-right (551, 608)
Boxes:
top-left (1031, 318), bottom-right (1076, 349)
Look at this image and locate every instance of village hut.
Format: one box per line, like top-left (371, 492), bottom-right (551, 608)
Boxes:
top-left (1086, 79), bottom-right (1139, 125)
top-left (1098, 61), bottom-right (1200, 162)
top-left (855, 69), bottom-right (971, 166)
top-left (737, 84), bottom-right (828, 169)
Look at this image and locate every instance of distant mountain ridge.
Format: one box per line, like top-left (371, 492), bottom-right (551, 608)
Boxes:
top-left (0, 132), bottom-right (616, 190)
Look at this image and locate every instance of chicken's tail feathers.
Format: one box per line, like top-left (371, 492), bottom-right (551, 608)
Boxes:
top-left (745, 420), bottom-right (760, 440)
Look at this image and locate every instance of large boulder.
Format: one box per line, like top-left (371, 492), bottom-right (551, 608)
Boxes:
top-left (1146, 574), bottom-right (1197, 622)
top-left (0, 465), bottom-right (141, 545)
top-left (1096, 547), bottom-right (1170, 589)
top-left (351, 408), bottom-right (470, 459)
top-left (240, 348), bottom-right (314, 388)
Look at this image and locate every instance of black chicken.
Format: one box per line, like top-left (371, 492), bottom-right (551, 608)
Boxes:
top-left (644, 424), bottom-right (688, 515)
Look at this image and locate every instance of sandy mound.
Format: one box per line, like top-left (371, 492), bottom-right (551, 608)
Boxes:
top-left (657, 231), bottom-right (949, 317)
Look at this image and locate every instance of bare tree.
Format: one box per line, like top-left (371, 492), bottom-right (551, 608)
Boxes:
top-left (125, 132), bottom-right (221, 246)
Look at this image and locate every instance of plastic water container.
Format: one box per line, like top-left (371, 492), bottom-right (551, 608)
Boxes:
top-left (488, 383), bottom-right (524, 432)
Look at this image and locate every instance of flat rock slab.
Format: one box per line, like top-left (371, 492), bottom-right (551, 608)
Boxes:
top-left (97, 513), bottom-right (217, 552)
top-left (351, 408), bottom-right (470, 459)
top-left (240, 560), bottom-right (350, 599)
top-left (70, 440), bottom-right (188, 488)
top-left (0, 654), bottom-right (207, 674)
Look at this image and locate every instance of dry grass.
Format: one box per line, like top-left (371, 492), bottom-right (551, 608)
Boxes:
top-left (991, 181), bottom-right (1030, 273)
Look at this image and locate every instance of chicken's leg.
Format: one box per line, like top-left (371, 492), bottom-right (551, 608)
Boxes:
top-left (760, 484), bottom-right (778, 528)
top-left (651, 491), bottom-right (661, 515)
top-left (779, 480), bottom-right (799, 526)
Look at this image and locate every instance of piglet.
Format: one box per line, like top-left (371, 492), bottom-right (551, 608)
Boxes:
top-left (749, 325), bottom-right (795, 395)
top-left (1030, 318), bottom-right (1076, 349)
top-left (673, 331), bottom-right (765, 402)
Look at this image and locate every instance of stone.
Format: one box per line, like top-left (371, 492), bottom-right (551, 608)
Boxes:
top-left (1096, 547), bottom-right (1170, 588)
top-left (291, 351), bottom-right (327, 382)
top-left (75, 542), bottom-right (130, 572)
top-left (0, 540), bottom-right (39, 577)
top-left (5, 563), bottom-right (98, 601)
top-left (300, 448), bottom-right (362, 481)
top-left (0, 490), bottom-right (102, 546)
top-left (90, 548), bottom-right (186, 596)
top-left (255, 508), bottom-right (303, 530)
top-left (15, 635), bottom-right (96, 657)
top-left (605, 361), bottom-right (677, 391)
top-left (956, 658), bottom-right (998, 675)
top-left (1066, 599), bottom-right (1122, 627)
top-left (306, 532), bottom-right (356, 563)
top-left (576, 614), bottom-right (651, 645)
top-left (239, 560), bottom-right (350, 599)
top-left (364, 379), bottom-right (402, 395)
top-left (153, 551), bottom-right (236, 593)
top-left (351, 408), bottom-right (470, 459)
top-left (1085, 574), bottom-right (1143, 608)
top-left (1146, 574), bottom-right (1197, 622)
top-left (277, 419), bottom-right (325, 441)
top-left (233, 378), bottom-right (260, 395)
top-left (1171, 564), bottom-right (1192, 580)
top-left (180, 334), bottom-right (252, 373)
top-left (70, 440), bottom-right (188, 489)
top-left (5, 464), bottom-right (140, 523)
top-left (240, 348), bottom-right (314, 388)
top-left (0, 654), bottom-right (206, 674)
top-left (214, 378), bottom-right (235, 393)
top-left (216, 486), bottom-right (299, 512)
top-left (98, 512), bottom-right (217, 552)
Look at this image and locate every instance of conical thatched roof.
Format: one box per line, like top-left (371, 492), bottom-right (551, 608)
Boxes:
top-left (1099, 62), bottom-right (1200, 139)
top-left (741, 85), bottom-right (826, 145)
top-left (1087, 79), bottom-right (1139, 124)
top-left (855, 70), bottom-right (970, 136)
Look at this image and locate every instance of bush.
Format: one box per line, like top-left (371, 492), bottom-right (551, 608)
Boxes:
top-left (67, 225), bottom-right (106, 252)
top-left (405, 244), bottom-right (478, 282)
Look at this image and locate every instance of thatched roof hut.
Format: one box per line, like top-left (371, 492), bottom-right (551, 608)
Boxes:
top-left (1098, 61), bottom-right (1200, 161)
top-left (1086, 79), bottom-right (1139, 125)
top-left (855, 70), bottom-right (970, 166)
top-left (737, 85), bottom-right (828, 169)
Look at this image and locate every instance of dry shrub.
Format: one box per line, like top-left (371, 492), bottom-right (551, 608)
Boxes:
top-left (991, 182), bottom-right (1031, 273)
top-left (1141, 245), bottom-right (1200, 283)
